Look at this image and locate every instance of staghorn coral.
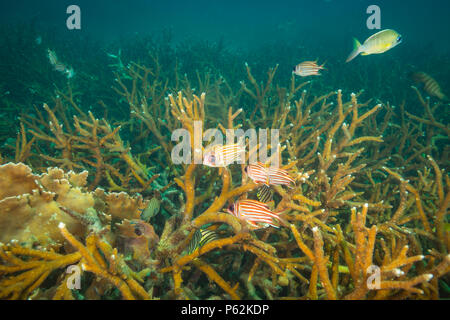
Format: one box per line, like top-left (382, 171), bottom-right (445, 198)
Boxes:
top-left (0, 242), bottom-right (82, 299)
top-left (20, 99), bottom-right (160, 193)
top-left (58, 222), bottom-right (151, 300)
top-left (0, 60), bottom-right (448, 300)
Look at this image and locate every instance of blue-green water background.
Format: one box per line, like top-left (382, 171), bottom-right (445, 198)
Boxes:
top-left (2, 0), bottom-right (449, 49)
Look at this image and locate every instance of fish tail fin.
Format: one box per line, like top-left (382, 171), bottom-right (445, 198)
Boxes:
top-left (346, 38), bottom-right (362, 63)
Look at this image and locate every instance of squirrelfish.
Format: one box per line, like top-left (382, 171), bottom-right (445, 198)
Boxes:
top-left (346, 29), bottom-right (402, 63)
top-left (245, 162), bottom-right (268, 184)
top-left (267, 166), bottom-right (296, 186)
top-left (203, 143), bottom-right (245, 167)
top-left (227, 199), bottom-right (284, 230)
top-left (411, 72), bottom-right (448, 101)
top-left (245, 162), bottom-right (295, 187)
top-left (293, 60), bottom-right (325, 77)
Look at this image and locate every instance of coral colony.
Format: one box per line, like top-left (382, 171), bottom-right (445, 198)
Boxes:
top-left (0, 27), bottom-right (448, 300)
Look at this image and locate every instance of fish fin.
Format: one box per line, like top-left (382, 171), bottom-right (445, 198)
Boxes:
top-left (273, 208), bottom-right (288, 215)
top-left (247, 220), bottom-right (261, 230)
top-left (346, 38), bottom-right (362, 63)
top-left (274, 214), bottom-right (289, 228)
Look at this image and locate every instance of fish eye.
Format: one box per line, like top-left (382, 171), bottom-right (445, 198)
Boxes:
top-left (244, 166), bottom-right (248, 173)
top-left (228, 204), bottom-right (234, 212)
top-left (134, 226), bottom-right (142, 236)
top-left (397, 36), bottom-right (402, 42)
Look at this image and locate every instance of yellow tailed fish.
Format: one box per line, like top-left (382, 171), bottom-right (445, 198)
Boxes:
top-left (346, 29), bottom-right (402, 63)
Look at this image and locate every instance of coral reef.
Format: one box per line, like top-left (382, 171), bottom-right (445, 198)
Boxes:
top-left (0, 49), bottom-right (448, 300)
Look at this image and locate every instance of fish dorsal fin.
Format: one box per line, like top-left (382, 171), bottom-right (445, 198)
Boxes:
top-left (365, 29), bottom-right (390, 43)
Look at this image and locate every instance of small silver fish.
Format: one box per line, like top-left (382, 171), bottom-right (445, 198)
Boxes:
top-left (47, 49), bottom-right (75, 79)
top-left (293, 60), bottom-right (325, 77)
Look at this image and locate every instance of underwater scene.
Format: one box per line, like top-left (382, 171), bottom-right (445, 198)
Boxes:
top-left (0, 0), bottom-right (449, 301)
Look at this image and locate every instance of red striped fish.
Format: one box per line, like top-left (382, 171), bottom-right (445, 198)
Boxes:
top-left (268, 166), bottom-right (296, 186)
top-left (293, 60), bottom-right (325, 77)
top-left (203, 143), bottom-right (245, 167)
top-left (411, 72), bottom-right (448, 101)
top-left (227, 199), bottom-right (283, 230)
top-left (245, 162), bottom-right (268, 184)
top-left (245, 162), bottom-right (295, 187)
